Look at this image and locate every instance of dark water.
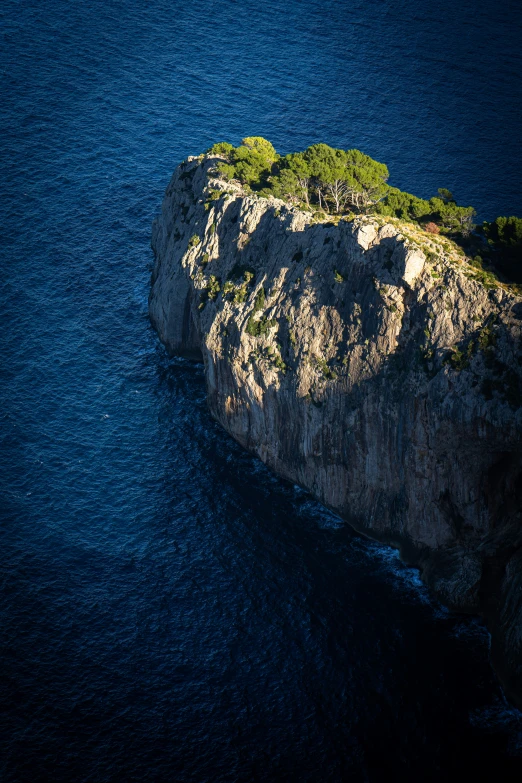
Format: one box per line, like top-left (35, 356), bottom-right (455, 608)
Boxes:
top-left (1, 0), bottom-right (522, 780)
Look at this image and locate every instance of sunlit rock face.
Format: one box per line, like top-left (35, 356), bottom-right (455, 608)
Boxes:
top-left (150, 154), bottom-right (522, 705)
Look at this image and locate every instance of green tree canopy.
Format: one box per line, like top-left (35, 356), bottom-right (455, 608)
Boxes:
top-left (437, 188), bottom-right (454, 202)
top-left (218, 136), bottom-right (278, 189)
top-left (484, 216), bottom-right (522, 246)
top-left (302, 144), bottom-right (346, 211)
top-left (240, 137), bottom-right (277, 157)
top-left (265, 169), bottom-right (301, 201)
top-left (274, 144), bottom-right (389, 213)
top-left (207, 141), bottom-right (234, 156)
top-left (284, 152), bottom-right (312, 204)
top-left (342, 149), bottom-right (389, 211)
top-left (430, 198), bottom-right (476, 236)
top-left (483, 216), bottom-right (522, 282)
top-left (203, 137), bottom-right (520, 283)
top-left (376, 188), bottom-right (431, 220)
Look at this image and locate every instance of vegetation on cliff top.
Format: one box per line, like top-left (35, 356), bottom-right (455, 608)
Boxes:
top-left (206, 137), bottom-right (522, 283)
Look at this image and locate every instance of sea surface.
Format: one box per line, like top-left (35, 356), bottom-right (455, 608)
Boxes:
top-left (1, 0), bottom-right (522, 780)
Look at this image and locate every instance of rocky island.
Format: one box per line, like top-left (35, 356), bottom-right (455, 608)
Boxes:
top-left (150, 139), bottom-right (522, 706)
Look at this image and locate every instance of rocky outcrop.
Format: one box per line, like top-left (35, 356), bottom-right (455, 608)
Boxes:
top-left (150, 154), bottom-right (522, 705)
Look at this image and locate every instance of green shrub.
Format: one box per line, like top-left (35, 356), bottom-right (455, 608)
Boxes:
top-left (315, 356), bottom-right (337, 380)
top-left (483, 216), bottom-right (522, 282)
top-left (206, 275), bottom-right (221, 300)
top-left (207, 141), bottom-right (234, 156)
top-left (217, 137), bottom-right (278, 189)
top-left (222, 268), bottom-right (255, 304)
top-left (207, 189), bottom-right (225, 202)
top-left (245, 287), bottom-right (275, 336)
top-left (484, 216), bottom-right (522, 246)
top-left (252, 287), bottom-right (265, 313)
top-left (223, 281), bottom-right (235, 295)
top-left (444, 341), bottom-right (474, 371)
top-left (216, 162), bottom-right (236, 180)
top-left (273, 352), bottom-right (286, 373)
top-left (188, 234), bottom-right (200, 248)
top-left (246, 314), bottom-right (276, 337)
top-left (375, 187), bottom-right (431, 221)
top-left (478, 323), bottom-right (496, 351)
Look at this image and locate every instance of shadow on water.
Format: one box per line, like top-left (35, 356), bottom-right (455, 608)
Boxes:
top-left (138, 353), bottom-right (522, 781)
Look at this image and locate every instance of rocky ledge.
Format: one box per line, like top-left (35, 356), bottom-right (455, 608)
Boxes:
top-left (150, 154), bottom-right (522, 705)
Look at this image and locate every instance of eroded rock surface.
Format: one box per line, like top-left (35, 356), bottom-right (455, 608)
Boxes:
top-left (150, 155), bottom-right (522, 705)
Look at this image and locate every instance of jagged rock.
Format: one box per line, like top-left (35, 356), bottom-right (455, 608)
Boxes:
top-left (396, 245), bottom-right (426, 288)
top-left (150, 154), bottom-right (522, 705)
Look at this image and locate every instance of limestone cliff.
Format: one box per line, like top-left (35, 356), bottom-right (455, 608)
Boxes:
top-left (150, 154), bottom-right (522, 705)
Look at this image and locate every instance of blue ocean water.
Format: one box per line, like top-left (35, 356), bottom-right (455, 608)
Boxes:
top-left (1, 0), bottom-right (522, 780)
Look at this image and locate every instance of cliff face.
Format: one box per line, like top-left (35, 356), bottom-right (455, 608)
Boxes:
top-left (150, 155), bottom-right (522, 705)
